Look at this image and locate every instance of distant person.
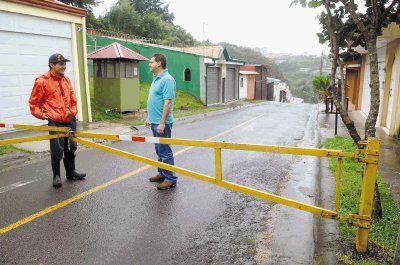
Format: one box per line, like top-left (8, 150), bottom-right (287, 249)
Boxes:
top-left (145, 53), bottom-right (177, 190)
top-left (29, 53), bottom-right (86, 188)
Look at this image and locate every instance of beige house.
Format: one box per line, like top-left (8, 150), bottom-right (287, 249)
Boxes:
top-left (347, 23), bottom-right (400, 137)
top-left (0, 0), bottom-right (92, 126)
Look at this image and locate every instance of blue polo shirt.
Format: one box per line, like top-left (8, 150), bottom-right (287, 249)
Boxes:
top-left (147, 69), bottom-right (176, 124)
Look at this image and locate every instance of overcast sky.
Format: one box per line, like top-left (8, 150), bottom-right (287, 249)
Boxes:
top-left (93, 0), bottom-right (327, 55)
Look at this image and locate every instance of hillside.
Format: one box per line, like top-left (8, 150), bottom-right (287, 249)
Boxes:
top-left (270, 54), bottom-right (331, 103)
top-left (220, 42), bottom-right (285, 81)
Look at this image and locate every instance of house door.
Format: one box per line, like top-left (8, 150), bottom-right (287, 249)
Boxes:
top-left (255, 79), bottom-right (262, 100)
top-left (386, 55), bottom-right (397, 129)
top-left (239, 76), bottom-right (247, 99)
top-left (207, 67), bottom-right (220, 104)
top-left (345, 68), bottom-right (359, 109)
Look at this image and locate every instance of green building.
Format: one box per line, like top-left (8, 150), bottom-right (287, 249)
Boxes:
top-left (87, 33), bottom-right (245, 106)
top-left (87, 34), bottom-right (202, 100)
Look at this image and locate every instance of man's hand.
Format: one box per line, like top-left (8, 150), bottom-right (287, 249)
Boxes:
top-left (145, 119), bottom-right (150, 128)
top-left (157, 123), bottom-right (165, 134)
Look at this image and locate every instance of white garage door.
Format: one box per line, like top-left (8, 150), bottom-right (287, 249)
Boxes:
top-left (0, 11), bottom-right (74, 126)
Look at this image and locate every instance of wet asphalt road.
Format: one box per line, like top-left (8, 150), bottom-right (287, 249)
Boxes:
top-left (0, 102), bottom-right (318, 265)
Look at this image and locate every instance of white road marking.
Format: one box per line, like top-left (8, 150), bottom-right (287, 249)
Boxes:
top-left (0, 179), bottom-right (39, 194)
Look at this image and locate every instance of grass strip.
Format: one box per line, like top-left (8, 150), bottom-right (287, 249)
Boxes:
top-left (0, 145), bottom-right (28, 155)
top-left (322, 136), bottom-right (400, 265)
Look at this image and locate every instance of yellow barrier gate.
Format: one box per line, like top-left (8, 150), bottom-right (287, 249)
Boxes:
top-left (0, 123), bottom-right (380, 253)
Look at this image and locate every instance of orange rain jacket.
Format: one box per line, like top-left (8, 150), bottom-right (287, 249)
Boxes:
top-left (29, 70), bottom-right (78, 122)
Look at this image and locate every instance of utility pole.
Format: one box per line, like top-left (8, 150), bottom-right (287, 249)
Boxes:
top-left (202, 22), bottom-right (205, 56)
top-left (320, 49), bottom-right (324, 75)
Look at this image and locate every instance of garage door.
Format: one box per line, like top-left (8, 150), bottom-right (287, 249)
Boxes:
top-left (226, 68), bottom-right (236, 102)
top-left (0, 11), bottom-right (74, 126)
top-left (207, 67), bottom-right (220, 105)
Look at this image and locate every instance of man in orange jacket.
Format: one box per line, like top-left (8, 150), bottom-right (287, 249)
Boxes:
top-left (29, 53), bottom-right (86, 188)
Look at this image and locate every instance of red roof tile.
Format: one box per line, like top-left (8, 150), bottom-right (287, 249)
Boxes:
top-left (87, 42), bottom-right (148, 61)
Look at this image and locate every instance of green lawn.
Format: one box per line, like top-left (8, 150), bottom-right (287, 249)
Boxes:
top-left (90, 79), bottom-right (225, 124)
top-left (322, 136), bottom-right (400, 265)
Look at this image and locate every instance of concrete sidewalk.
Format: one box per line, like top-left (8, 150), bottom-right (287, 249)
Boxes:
top-left (348, 110), bottom-right (400, 204)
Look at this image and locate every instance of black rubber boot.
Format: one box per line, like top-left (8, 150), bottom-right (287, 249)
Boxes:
top-left (51, 158), bottom-right (62, 188)
top-left (64, 156), bottom-right (86, 180)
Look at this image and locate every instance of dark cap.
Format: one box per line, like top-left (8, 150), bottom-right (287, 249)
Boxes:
top-left (49, 53), bottom-right (70, 64)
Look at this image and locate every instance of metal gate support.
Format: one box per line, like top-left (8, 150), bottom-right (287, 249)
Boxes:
top-left (356, 139), bottom-right (380, 252)
top-left (0, 123), bottom-right (381, 253)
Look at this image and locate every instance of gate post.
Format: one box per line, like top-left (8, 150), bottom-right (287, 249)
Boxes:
top-left (356, 138), bottom-right (381, 253)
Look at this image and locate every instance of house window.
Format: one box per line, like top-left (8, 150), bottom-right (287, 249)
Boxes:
top-left (240, 78), bottom-right (244, 87)
top-left (106, 61), bottom-right (115, 78)
top-left (126, 63), bottom-right (133, 78)
top-left (184, 68), bottom-right (191, 81)
top-left (95, 61), bottom-right (103, 78)
top-left (120, 62), bottom-right (126, 78)
top-left (126, 62), bottom-right (138, 78)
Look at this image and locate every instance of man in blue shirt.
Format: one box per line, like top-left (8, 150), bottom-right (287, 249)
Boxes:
top-left (145, 54), bottom-right (177, 190)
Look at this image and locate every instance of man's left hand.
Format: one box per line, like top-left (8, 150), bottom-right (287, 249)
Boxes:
top-left (157, 124), bottom-right (165, 134)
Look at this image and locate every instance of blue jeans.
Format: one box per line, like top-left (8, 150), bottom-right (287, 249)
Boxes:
top-left (150, 123), bottom-right (177, 183)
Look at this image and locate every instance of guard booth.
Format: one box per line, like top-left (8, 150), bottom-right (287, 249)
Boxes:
top-left (88, 42), bottom-right (148, 112)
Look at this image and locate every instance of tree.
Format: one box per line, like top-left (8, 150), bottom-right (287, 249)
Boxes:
top-left (312, 74), bottom-right (330, 100)
top-left (99, 0), bottom-right (195, 46)
top-left (160, 25), bottom-right (196, 47)
top-left (105, 0), bottom-right (142, 36)
top-left (339, 0), bottom-right (400, 138)
top-left (309, 0), bottom-right (363, 145)
top-left (59, 0), bottom-right (99, 11)
top-left (139, 12), bottom-right (169, 40)
top-left (86, 12), bottom-right (110, 30)
top-left (338, 0), bottom-right (399, 222)
top-left (126, 0), bottom-right (175, 23)
top-left (293, 0), bottom-right (399, 235)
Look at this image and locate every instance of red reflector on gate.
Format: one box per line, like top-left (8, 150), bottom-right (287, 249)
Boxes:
top-left (132, 136), bottom-right (146, 142)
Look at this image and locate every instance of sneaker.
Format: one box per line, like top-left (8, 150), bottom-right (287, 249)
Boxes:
top-left (157, 181), bottom-right (176, 190)
top-left (149, 175), bottom-right (165, 182)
